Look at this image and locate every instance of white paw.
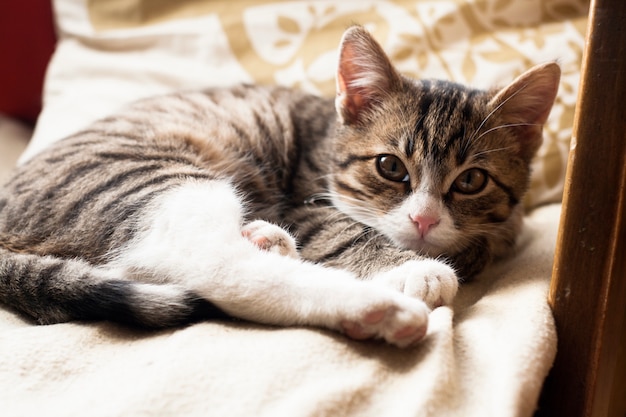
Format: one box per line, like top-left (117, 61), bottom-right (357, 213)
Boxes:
top-left (241, 220), bottom-right (299, 258)
top-left (336, 284), bottom-right (430, 348)
top-left (372, 259), bottom-right (458, 309)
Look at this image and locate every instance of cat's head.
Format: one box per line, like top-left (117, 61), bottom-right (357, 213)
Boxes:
top-left (329, 26), bottom-right (560, 261)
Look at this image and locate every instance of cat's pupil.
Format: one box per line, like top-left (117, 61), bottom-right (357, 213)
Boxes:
top-left (376, 155), bottom-right (409, 183)
top-left (453, 168), bottom-right (488, 194)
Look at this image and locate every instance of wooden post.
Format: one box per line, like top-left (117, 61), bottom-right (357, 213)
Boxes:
top-left (538, 0), bottom-right (626, 415)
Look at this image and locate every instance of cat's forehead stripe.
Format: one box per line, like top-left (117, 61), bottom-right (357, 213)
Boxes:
top-left (404, 135), bottom-right (416, 158)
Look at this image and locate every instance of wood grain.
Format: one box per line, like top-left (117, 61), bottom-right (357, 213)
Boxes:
top-left (538, 0), bottom-right (626, 415)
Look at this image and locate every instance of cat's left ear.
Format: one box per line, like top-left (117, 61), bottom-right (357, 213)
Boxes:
top-left (335, 26), bottom-right (402, 126)
top-left (489, 62), bottom-right (561, 160)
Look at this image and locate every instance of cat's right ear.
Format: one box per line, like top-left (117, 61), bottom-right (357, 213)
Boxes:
top-left (335, 26), bottom-right (401, 126)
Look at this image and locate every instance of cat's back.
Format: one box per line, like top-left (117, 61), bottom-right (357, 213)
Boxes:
top-left (0, 84), bottom-right (334, 260)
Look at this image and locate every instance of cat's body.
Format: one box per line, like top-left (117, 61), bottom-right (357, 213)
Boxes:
top-left (0, 27), bottom-right (559, 347)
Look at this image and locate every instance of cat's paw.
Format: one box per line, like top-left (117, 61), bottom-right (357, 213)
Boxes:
top-left (338, 286), bottom-right (430, 347)
top-left (372, 259), bottom-right (458, 309)
top-left (241, 220), bottom-right (299, 258)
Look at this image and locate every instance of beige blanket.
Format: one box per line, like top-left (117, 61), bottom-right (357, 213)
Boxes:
top-left (0, 117), bottom-right (558, 416)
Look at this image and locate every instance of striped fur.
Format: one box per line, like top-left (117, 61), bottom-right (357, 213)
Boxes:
top-left (0, 26), bottom-right (559, 345)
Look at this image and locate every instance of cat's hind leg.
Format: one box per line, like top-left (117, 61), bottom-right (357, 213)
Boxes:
top-left (113, 180), bottom-right (431, 347)
top-left (241, 220), bottom-right (298, 258)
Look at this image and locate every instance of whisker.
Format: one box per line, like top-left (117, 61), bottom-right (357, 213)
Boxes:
top-left (471, 146), bottom-right (516, 159)
top-left (474, 122), bottom-right (540, 143)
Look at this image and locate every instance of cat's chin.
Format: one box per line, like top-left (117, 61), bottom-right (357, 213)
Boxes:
top-left (390, 235), bottom-right (448, 258)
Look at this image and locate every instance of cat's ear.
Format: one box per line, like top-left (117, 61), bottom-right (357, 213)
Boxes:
top-left (335, 26), bottom-right (402, 125)
top-left (489, 62), bottom-right (561, 160)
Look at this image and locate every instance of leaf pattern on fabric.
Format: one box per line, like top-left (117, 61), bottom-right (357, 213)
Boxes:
top-left (277, 15), bottom-right (301, 34)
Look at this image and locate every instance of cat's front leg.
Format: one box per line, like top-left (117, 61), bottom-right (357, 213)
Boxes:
top-left (371, 259), bottom-right (458, 309)
top-left (287, 204), bottom-right (458, 309)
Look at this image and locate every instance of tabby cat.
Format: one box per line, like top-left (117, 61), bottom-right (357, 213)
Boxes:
top-left (0, 26), bottom-right (559, 347)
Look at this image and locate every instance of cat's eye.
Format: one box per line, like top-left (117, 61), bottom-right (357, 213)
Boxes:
top-left (453, 168), bottom-right (488, 194)
top-left (376, 155), bottom-right (409, 183)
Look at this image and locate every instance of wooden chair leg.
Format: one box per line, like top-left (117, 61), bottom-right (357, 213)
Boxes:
top-left (537, 0), bottom-right (626, 416)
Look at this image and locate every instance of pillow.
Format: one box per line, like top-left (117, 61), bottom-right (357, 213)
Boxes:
top-left (26, 0), bottom-right (590, 209)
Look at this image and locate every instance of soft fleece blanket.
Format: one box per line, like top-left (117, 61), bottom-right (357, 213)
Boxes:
top-left (0, 118), bottom-right (558, 416)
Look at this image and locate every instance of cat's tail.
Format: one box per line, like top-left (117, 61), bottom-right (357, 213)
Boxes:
top-left (0, 247), bottom-right (227, 327)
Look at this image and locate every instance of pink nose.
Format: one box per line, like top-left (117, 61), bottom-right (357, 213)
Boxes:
top-left (410, 215), bottom-right (440, 237)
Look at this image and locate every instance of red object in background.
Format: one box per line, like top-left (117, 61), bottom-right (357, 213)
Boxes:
top-left (0, 0), bottom-right (57, 125)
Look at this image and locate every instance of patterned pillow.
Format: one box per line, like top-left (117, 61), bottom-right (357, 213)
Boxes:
top-left (27, 0), bottom-right (589, 209)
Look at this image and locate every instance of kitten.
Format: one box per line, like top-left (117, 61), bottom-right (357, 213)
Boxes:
top-left (0, 26), bottom-right (559, 347)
